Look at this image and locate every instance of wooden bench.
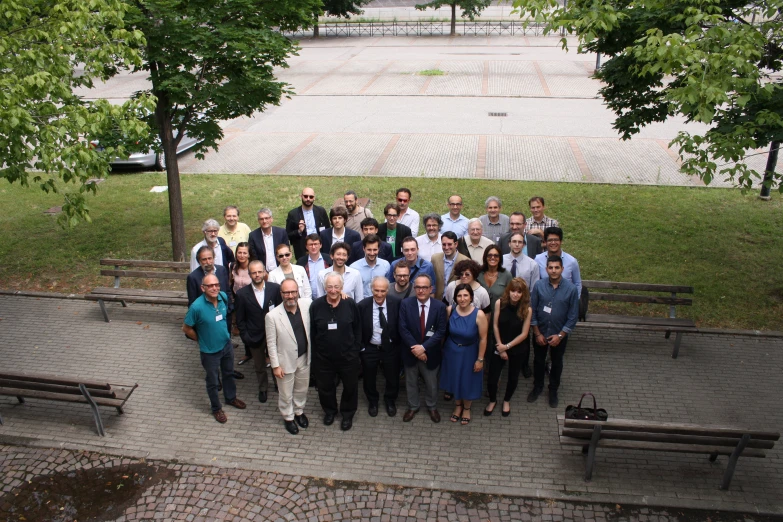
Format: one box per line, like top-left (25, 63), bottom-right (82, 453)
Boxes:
top-left (85, 259), bottom-right (191, 322)
top-left (0, 372), bottom-right (139, 436)
top-left (579, 280), bottom-right (696, 358)
top-left (557, 415), bottom-right (779, 490)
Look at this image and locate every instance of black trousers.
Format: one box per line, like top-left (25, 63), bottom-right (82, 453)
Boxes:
top-left (315, 354), bottom-right (360, 419)
top-left (487, 345), bottom-right (524, 403)
top-left (533, 336), bottom-right (568, 391)
top-left (360, 344), bottom-right (400, 406)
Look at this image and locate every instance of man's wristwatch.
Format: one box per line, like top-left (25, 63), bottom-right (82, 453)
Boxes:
top-left (477, 358), bottom-right (484, 363)
top-left (557, 333), bottom-right (564, 339)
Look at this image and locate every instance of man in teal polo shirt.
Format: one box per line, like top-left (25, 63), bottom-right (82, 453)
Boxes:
top-left (183, 274), bottom-right (247, 423)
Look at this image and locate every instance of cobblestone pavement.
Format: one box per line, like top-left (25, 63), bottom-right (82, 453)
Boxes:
top-left (76, 36), bottom-right (780, 188)
top-left (2, 446), bottom-right (780, 522)
top-left (0, 295), bottom-right (781, 517)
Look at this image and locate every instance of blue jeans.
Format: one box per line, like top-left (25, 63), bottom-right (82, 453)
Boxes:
top-left (200, 341), bottom-right (236, 412)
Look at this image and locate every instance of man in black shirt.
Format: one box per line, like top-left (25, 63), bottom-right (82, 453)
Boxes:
top-left (309, 272), bottom-right (362, 431)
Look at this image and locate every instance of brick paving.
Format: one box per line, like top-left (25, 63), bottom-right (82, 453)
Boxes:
top-left (0, 295), bottom-right (781, 517)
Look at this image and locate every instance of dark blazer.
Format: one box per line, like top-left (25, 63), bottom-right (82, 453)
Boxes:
top-left (319, 228), bottom-right (361, 256)
top-left (296, 253), bottom-right (332, 280)
top-left (234, 282), bottom-right (282, 348)
top-left (498, 232), bottom-right (542, 259)
top-left (378, 223), bottom-right (413, 260)
top-left (398, 297), bottom-right (447, 370)
top-left (248, 226), bottom-right (289, 265)
top-left (216, 237), bottom-right (236, 267)
top-left (186, 265), bottom-right (231, 309)
top-left (348, 239), bottom-right (394, 265)
top-left (358, 295), bottom-right (401, 350)
top-left (285, 205), bottom-right (330, 258)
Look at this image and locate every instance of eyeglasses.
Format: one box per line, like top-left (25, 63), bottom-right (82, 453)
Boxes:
top-left (302, 195), bottom-right (315, 199)
top-left (546, 238), bottom-right (561, 243)
top-left (460, 272), bottom-right (472, 277)
top-left (397, 198), bottom-right (409, 203)
top-left (486, 253), bottom-right (500, 258)
top-left (281, 290), bottom-right (298, 295)
top-left (202, 283), bottom-right (220, 288)
top-left (385, 214), bottom-right (398, 218)
top-left (413, 285), bottom-right (429, 290)
top-left (205, 230), bottom-right (219, 234)
top-left (396, 274), bottom-right (410, 278)
top-left (277, 253), bottom-right (291, 258)
top-left (448, 202), bottom-right (462, 206)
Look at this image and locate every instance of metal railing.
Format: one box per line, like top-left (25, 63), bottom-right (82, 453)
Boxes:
top-left (282, 21), bottom-right (552, 38)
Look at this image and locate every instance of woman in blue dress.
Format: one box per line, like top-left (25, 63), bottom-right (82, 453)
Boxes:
top-left (440, 283), bottom-right (488, 425)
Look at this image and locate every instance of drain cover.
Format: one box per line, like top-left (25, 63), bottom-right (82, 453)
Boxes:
top-left (488, 112), bottom-right (508, 117)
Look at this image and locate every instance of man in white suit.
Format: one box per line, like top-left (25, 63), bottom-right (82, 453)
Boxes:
top-left (265, 279), bottom-right (312, 435)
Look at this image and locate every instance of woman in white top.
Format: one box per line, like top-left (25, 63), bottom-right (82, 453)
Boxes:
top-left (443, 259), bottom-right (490, 313)
top-left (267, 243), bottom-right (312, 299)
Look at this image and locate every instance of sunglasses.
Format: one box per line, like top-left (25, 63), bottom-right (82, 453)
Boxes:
top-left (397, 198), bottom-right (409, 203)
top-left (277, 252), bottom-right (292, 258)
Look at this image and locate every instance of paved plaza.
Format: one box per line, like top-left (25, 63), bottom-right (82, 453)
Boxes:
top-left (1, 295), bottom-right (781, 518)
top-left (77, 35), bottom-right (780, 188)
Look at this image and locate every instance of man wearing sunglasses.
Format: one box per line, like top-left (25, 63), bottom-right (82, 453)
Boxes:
top-left (395, 188), bottom-right (420, 236)
top-left (286, 187), bottom-right (330, 259)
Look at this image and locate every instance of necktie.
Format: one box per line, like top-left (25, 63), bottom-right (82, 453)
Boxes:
top-left (420, 304), bottom-right (426, 342)
top-left (511, 258), bottom-right (517, 277)
top-left (378, 306), bottom-right (388, 330)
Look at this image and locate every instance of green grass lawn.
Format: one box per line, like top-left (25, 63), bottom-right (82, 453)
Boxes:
top-left (1, 173), bottom-right (782, 330)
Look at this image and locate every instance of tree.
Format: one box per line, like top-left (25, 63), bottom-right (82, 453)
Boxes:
top-left (415, 0), bottom-right (492, 36)
top-left (126, 0), bottom-right (319, 261)
top-left (0, 0), bottom-right (153, 226)
top-left (512, 0), bottom-right (783, 193)
top-left (314, 0), bottom-right (367, 37)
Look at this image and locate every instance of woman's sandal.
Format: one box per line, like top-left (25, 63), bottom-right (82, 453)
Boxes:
top-left (461, 408), bottom-right (472, 425)
top-left (450, 404), bottom-right (463, 422)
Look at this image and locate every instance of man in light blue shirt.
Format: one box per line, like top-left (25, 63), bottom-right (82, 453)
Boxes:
top-left (350, 234), bottom-right (391, 297)
top-left (386, 236), bottom-right (436, 294)
top-left (440, 195), bottom-right (469, 238)
top-left (534, 227), bottom-right (582, 297)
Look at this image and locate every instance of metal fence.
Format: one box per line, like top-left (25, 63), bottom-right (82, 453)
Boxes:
top-left (282, 21), bottom-right (552, 38)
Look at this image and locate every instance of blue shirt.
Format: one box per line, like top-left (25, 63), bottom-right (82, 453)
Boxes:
top-left (184, 292), bottom-right (231, 354)
top-left (440, 214), bottom-right (469, 238)
top-left (386, 257), bottom-right (436, 293)
top-left (443, 254), bottom-right (457, 285)
top-left (535, 251), bottom-right (582, 297)
top-left (530, 277), bottom-right (579, 337)
top-left (350, 257), bottom-right (391, 297)
top-left (307, 255), bottom-right (327, 298)
top-left (302, 208), bottom-right (316, 235)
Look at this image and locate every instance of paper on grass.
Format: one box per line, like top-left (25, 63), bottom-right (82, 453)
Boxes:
top-left (150, 186), bottom-right (168, 193)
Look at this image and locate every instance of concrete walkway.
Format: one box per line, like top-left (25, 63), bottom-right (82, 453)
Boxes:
top-left (0, 295), bottom-right (781, 516)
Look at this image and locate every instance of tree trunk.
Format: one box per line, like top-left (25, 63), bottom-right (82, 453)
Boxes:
top-left (313, 22), bottom-right (319, 37)
top-left (155, 98), bottom-right (187, 262)
top-left (759, 140), bottom-right (780, 200)
top-left (450, 3), bottom-right (456, 36)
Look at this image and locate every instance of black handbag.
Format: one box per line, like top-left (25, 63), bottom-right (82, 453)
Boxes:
top-left (565, 393), bottom-right (608, 421)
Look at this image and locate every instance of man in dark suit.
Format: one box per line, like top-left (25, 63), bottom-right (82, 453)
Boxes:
top-left (296, 233), bottom-right (332, 299)
top-left (248, 207), bottom-right (289, 272)
top-left (319, 205), bottom-right (361, 255)
top-left (235, 260), bottom-right (283, 404)
top-left (399, 274), bottom-right (447, 423)
top-left (189, 219), bottom-right (236, 272)
top-left (285, 187), bottom-right (330, 259)
top-left (187, 246), bottom-right (231, 311)
top-left (498, 211), bottom-right (542, 259)
top-left (359, 278), bottom-right (402, 418)
top-left (348, 218), bottom-right (393, 264)
top-left (378, 203), bottom-right (413, 260)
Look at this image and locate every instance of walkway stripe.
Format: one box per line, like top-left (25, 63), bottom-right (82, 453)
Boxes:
top-left (532, 61), bottom-right (551, 96)
top-left (475, 135), bottom-right (487, 178)
top-left (359, 61), bottom-right (393, 94)
top-left (420, 60), bottom-right (441, 95)
top-left (299, 61), bottom-right (349, 94)
top-left (370, 134), bottom-right (401, 175)
top-left (568, 137), bottom-right (592, 181)
top-left (482, 61), bottom-right (490, 95)
top-left (269, 133), bottom-right (318, 173)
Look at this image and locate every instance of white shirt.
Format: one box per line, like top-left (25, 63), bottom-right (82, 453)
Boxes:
top-left (332, 228), bottom-right (346, 244)
top-left (371, 299), bottom-right (386, 345)
top-left (503, 253), bottom-right (541, 290)
top-left (398, 208), bottom-right (420, 236)
top-left (267, 265), bottom-right (313, 299)
top-left (443, 281), bottom-right (490, 310)
top-left (316, 266), bottom-right (365, 302)
top-left (416, 234), bottom-right (442, 263)
top-left (263, 231), bottom-right (276, 272)
top-left (190, 240), bottom-right (224, 272)
top-left (416, 298), bottom-right (430, 326)
top-left (252, 284), bottom-right (266, 309)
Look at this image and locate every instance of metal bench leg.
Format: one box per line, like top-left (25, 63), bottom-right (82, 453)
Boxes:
top-left (98, 299), bottom-right (111, 323)
top-left (79, 383), bottom-right (105, 436)
top-left (665, 330), bottom-right (671, 339)
top-left (120, 300), bottom-right (128, 308)
top-left (585, 425), bottom-right (602, 481)
top-left (16, 396), bottom-right (25, 404)
top-left (721, 434), bottom-right (750, 490)
top-left (672, 332), bottom-right (683, 359)
top-left (116, 406), bottom-right (124, 415)
top-left (0, 411), bottom-right (3, 425)
top-left (709, 453), bottom-right (718, 463)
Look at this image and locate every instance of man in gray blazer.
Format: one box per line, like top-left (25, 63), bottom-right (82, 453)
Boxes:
top-left (498, 211), bottom-right (542, 259)
top-left (265, 279), bottom-right (313, 435)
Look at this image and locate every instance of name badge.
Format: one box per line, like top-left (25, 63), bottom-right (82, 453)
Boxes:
top-left (229, 241), bottom-right (237, 247)
top-left (215, 314), bottom-right (223, 321)
top-left (268, 304), bottom-right (275, 311)
top-left (425, 331), bottom-right (434, 337)
top-left (543, 306), bottom-right (552, 314)
top-left (318, 226), bottom-right (325, 233)
top-left (328, 321), bottom-right (338, 330)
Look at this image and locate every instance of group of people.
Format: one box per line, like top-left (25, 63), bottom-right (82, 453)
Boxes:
top-left (183, 188), bottom-right (580, 434)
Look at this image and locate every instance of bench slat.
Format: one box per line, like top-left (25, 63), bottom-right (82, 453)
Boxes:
top-left (589, 293), bottom-right (693, 306)
top-left (584, 314), bottom-right (696, 328)
top-left (100, 269), bottom-right (189, 280)
top-left (0, 372), bottom-right (110, 390)
top-left (561, 427), bottom-right (776, 449)
top-left (0, 387), bottom-right (127, 408)
top-left (100, 259), bottom-right (190, 269)
top-left (0, 379), bottom-right (117, 399)
top-left (561, 417), bottom-right (779, 440)
top-left (583, 280), bottom-right (694, 293)
top-left (88, 287), bottom-right (187, 298)
top-left (559, 436), bottom-right (767, 457)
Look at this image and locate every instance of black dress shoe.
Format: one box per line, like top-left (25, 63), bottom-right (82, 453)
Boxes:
top-left (521, 365), bottom-right (532, 379)
top-left (527, 388), bottom-right (542, 403)
top-left (323, 413), bottom-right (335, 426)
top-left (295, 413), bottom-right (309, 429)
top-left (368, 404), bottom-right (378, 417)
top-left (340, 417), bottom-right (353, 431)
top-left (258, 391), bottom-right (268, 403)
top-left (549, 389), bottom-right (559, 408)
top-left (284, 420), bottom-right (299, 435)
top-left (385, 402), bottom-right (397, 417)
top-left (233, 371), bottom-right (244, 379)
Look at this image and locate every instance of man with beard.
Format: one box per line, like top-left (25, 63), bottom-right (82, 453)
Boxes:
top-left (286, 187), bottom-right (330, 259)
top-left (344, 190), bottom-right (374, 236)
top-left (317, 243), bottom-right (364, 302)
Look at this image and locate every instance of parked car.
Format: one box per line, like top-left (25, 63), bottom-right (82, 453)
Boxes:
top-left (91, 129), bottom-right (200, 171)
